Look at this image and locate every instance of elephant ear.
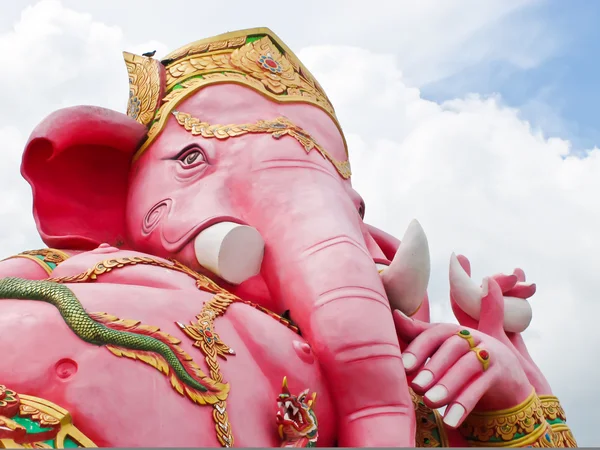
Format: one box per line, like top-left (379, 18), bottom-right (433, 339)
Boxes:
top-left (21, 106), bottom-right (148, 250)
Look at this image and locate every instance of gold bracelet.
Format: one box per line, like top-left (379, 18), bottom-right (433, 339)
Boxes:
top-left (459, 389), bottom-right (554, 447)
top-left (538, 395), bottom-right (578, 448)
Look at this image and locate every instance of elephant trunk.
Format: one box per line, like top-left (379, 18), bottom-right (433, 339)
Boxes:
top-left (246, 167), bottom-right (415, 447)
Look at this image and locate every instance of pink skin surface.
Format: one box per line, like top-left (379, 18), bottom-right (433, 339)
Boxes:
top-left (5, 79), bottom-right (549, 446)
top-left (126, 84), bottom-right (415, 447)
top-left (0, 246), bottom-right (336, 447)
top-left (450, 254), bottom-right (553, 395)
top-left (394, 277), bottom-right (534, 430)
top-left (9, 83), bottom-right (414, 446)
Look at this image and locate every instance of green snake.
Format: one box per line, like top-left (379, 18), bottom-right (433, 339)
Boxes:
top-left (0, 277), bottom-right (211, 393)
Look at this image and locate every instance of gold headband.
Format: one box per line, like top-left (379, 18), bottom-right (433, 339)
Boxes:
top-left (123, 27), bottom-right (350, 176)
top-left (172, 111), bottom-right (351, 179)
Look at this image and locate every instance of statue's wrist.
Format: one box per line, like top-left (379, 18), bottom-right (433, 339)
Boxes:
top-left (538, 395), bottom-right (578, 447)
top-left (458, 389), bottom-right (554, 447)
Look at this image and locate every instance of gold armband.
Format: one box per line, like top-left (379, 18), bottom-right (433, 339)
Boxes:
top-left (1, 249), bottom-right (71, 275)
top-left (459, 389), bottom-right (554, 447)
top-left (539, 395), bottom-right (577, 448)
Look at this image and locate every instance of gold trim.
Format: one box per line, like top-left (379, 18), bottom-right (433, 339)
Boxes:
top-left (129, 28), bottom-right (349, 165)
top-left (549, 423), bottom-right (577, 448)
top-left (2, 254), bottom-right (53, 275)
top-left (123, 52), bottom-right (163, 127)
top-left (538, 394), bottom-right (567, 422)
top-left (172, 111), bottom-right (351, 179)
top-left (0, 392), bottom-right (96, 448)
top-left (411, 388), bottom-right (448, 447)
top-left (459, 389), bottom-right (553, 447)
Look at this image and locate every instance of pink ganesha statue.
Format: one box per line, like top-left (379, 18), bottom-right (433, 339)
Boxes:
top-left (0, 28), bottom-right (577, 448)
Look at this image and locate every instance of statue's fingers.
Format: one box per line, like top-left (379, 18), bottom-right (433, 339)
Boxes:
top-left (440, 367), bottom-right (494, 429)
top-left (478, 277), bottom-right (505, 336)
top-left (393, 309), bottom-right (431, 344)
top-left (410, 331), bottom-right (480, 394)
top-left (491, 273), bottom-right (518, 292)
top-left (503, 282), bottom-right (536, 299)
top-left (513, 268), bottom-right (526, 282)
top-left (400, 322), bottom-right (457, 373)
top-left (421, 348), bottom-right (490, 412)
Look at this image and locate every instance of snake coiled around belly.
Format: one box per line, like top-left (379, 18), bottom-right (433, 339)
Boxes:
top-left (0, 277), bottom-right (214, 395)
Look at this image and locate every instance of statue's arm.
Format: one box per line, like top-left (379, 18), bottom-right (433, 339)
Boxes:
top-left (0, 248), bottom-right (76, 278)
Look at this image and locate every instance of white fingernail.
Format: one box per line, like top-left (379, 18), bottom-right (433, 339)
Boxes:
top-left (402, 353), bottom-right (417, 370)
top-left (412, 370), bottom-right (433, 388)
top-left (425, 384), bottom-right (448, 402)
top-left (395, 309), bottom-right (413, 320)
top-left (443, 403), bottom-right (466, 427)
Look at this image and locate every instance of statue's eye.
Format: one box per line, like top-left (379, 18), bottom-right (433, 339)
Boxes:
top-left (177, 148), bottom-right (206, 167)
top-left (358, 201), bottom-right (365, 219)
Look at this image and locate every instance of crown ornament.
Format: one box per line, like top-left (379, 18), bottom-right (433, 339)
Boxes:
top-left (123, 27), bottom-right (350, 177)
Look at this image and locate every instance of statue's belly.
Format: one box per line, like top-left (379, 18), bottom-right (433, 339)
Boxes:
top-left (0, 283), bottom-right (335, 447)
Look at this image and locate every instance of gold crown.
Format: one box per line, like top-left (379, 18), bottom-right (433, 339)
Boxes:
top-left (123, 27), bottom-right (348, 169)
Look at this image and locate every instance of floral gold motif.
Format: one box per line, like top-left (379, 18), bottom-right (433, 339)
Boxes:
top-left (0, 385), bottom-right (20, 418)
top-left (123, 52), bottom-right (164, 127)
top-left (538, 395), bottom-right (577, 447)
top-left (538, 395), bottom-right (567, 422)
top-left (459, 389), bottom-right (554, 447)
top-left (19, 404), bottom-right (60, 427)
top-left (172, 111), bottom-right (352, 179)
top-left (410, 389), bottom-right (448, 447)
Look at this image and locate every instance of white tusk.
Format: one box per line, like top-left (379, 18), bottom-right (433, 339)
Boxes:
top-left (449, 253), bottom-right (533, 333)
top-left (381, 219), bottom-right (430, 316)
top-left (194, 222), bottom-right (265, 285)
top-left (449, 252), bottom-right (482, 320)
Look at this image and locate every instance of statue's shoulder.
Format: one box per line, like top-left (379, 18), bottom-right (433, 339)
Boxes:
top-left (0, 247), bottom-right (75, 278)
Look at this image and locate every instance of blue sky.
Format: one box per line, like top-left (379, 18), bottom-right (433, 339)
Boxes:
top-left (422, 0), bottom-right (600, 153)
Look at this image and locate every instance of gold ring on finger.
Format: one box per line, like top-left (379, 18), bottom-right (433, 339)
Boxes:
top-left (472, 347), bottom-right (490, 371)
top-left (456, 329), bottom-right (476, 349)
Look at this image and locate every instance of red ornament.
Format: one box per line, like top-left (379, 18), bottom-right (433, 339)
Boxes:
top-left (479, 350), bottom-right (490, 360)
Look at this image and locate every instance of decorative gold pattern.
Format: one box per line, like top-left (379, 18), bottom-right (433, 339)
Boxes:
top-left (127, 28), bottom-right (349, 171)
top-left (172, 111), bottom-right (352, 179)
top-left (538, 395), bottom-right (566, 422)
top-left (410, 389), bottom-right (448, 447)
top-left (0, 388), bottom-right (96, 448)
top-left (123, 52), bottom-right (164, 127)
top-left (538, 395), bottom-right (577, 447)
top-left (548, 424), bottom-right (577, 448)
top-left (177, 294), bottom-right (236, 447)
top-left (88, 311), bottom-right (229, 406)
top-left (46, 255), bottom-right (300, 447)
top-left (1, 248), bottom-right (71, 275)
top-left (19, 404), bottom-right (60, 427)
top-left (459, 389), bottom-right (554, 447)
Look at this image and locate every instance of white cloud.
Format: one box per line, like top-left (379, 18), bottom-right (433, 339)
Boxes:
top-left (0, 0), bottom-right (595, 445)
top-left (301, 44), bottom-right (599, 444)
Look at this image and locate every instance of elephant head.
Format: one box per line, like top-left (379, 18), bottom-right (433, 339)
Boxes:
top-left (20, 28), bottom-right (429, 446)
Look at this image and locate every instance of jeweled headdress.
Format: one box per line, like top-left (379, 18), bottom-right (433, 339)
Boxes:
top-left (123, 27), bottom-right (348, 175)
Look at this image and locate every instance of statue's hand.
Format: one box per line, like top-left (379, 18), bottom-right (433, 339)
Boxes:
top-left (394, 278), bottom-right (534, 429)
top-left (449, 254), bottom-right (552, 394)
